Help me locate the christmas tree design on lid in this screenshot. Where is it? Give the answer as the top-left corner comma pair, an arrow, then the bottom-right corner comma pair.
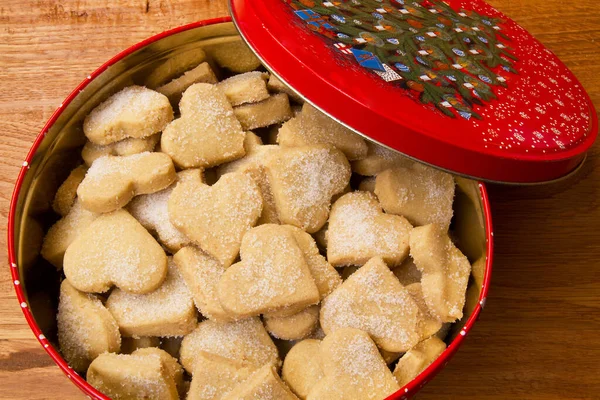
287,0 -> 518,120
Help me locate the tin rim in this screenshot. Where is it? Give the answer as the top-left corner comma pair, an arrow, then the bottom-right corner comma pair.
6,16 -> 493,400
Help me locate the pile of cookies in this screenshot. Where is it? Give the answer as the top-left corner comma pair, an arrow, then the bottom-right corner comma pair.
42,41 -> 474,400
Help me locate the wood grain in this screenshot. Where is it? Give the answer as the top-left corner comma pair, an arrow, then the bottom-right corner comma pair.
0,0 -> 599,399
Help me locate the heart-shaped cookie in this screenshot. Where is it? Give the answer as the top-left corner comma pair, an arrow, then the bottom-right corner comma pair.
52,165 -> 87,216
57,280 -> 121,373
409,223 -> 471,322
393,336 -> 447,387
222,364 -> 299,400
168,171 -> 263,268
83,85 -> 173,145
264,305 -> 320,341
266,145 -> 351,233
106,258 -> 197,337
77,152 -> 176,213
217,224 -> 320,318
63,209 -> 168,294
320,257 -> 423,353
180,318 -> 279,374
87,348 -> 181,400
327,191 -> 412,267
306,328 -> 399,400
188,355 -> 252,400
282,339 -> 324,400
161,83 -> 246,168
375,164 -> 455,231
81,134 -> 161,166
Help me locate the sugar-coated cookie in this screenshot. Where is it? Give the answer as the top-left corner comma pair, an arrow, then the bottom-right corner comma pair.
161,83 -> 246,169
63,209 -> 168,294
121,337 -> 160,354
285,225 -> 341,299
180,318 -> 279,374
266,145 -> 351,233
320,257 -> 423,352
264,305 -> 320,341
87,350 -> 179,400
218,224 -> 319,318
128,170 -> 201,252
77,152 -> 176,213
145,47 -> 207,89
282,339 -> 323,400
52,165 -> 87,216
217,139 -> 280,225
222,364 -> 299,400
168,171 -> 262,268
410,224 -> 471,322
106,258 -> 197,337
81,134 -> 160,166
57,280 -> 121,373
173,246 -> 232,321
278,103 -> 368,161
393,336 -> 447,387
188,355 -> 252,400
157,62 -> 218,105
206,40 -> 262,73
41,199 -> 98,268
83,86 -> 173,145
376,164 -> 455,231
234,93 -> 293,130
352,140 -> 413,176
267,74 -> 303,103
406,282 -> 443,338
327,191 -> 412,267
133,347 -> 186,397
218,71 -> 270,106
306,328 -> 399,400
393,256 -> 422,286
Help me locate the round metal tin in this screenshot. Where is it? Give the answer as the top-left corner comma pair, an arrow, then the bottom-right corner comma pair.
8,18 -> 493,400
229,0 -> 597,183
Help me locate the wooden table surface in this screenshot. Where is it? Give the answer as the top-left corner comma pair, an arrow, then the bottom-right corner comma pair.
1,1 -> 599,399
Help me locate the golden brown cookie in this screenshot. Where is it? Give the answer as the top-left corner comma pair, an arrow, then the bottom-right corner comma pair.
222,364 -> 299,400
264,305 -> 320,341
168,171 -> 262,268
87,350 -> 179,400
375,164 -> 455,231
83,86 -> 173,145
267,74 -> 303,103
63,209 -> 168,294
52,165 -> 87,216
188,355 -> 252,400
173,246 -> 232,321
393,336 -> 447,387
57,280 -> 121,373
216,141 -> 280,225
206,40 -> 262,73
217,224 -> 320,318
320,257 -> 423,353
406,282 -> 443,338
218,71 -> 270,106
327,191 -> 412,267
306,328 -> 399,400
106,258 -> 197,337
234,93 -> 294,130
41,199 -> 99,268
127,170 -> 201,252
282,339 -> 323,399
278,103 -> 367,161
133,347 -> 186,397
266,145 -> 351,233
284,225 -> 341,299
393,256 -> 422,286
77,152 -> 176,213
410,224 -> 471,322
161,83 -> 246,169
81,134 -> 161,166
145,47 -> 207,88
351,140 -> 413,176
179,318 -> 279,374
120,337 -> 160,354
157,62 -> 218,105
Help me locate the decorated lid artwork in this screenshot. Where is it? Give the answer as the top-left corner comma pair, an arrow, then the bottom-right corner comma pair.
230,0 -> 598,183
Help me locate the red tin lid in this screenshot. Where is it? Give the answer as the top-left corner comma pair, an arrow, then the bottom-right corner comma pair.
229,0 -> 597,183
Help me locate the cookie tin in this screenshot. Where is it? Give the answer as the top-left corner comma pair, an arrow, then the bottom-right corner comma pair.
229,0 -> 598,183
8,18 -> 492,400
